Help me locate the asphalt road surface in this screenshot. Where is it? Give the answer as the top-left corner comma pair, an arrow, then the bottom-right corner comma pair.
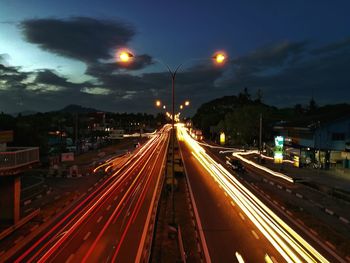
177,124 -> 341,263
5,125 -> 170,263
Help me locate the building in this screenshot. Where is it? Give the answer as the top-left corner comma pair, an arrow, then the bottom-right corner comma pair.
274,115 -> 350,169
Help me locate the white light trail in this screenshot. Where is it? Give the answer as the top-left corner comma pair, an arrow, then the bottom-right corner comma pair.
178,125 -> 329,263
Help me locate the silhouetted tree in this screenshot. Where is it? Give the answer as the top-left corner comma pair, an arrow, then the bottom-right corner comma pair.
255,88 -> 263,103
308,98 -> 318,113
238,87 -> 251,103
294,104 -> 304,114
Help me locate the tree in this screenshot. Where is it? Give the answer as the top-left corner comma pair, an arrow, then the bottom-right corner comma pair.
294,104 -> 304,114
255,88 -> 263,103
237,87 -> 251,104
308,98 -> 318,113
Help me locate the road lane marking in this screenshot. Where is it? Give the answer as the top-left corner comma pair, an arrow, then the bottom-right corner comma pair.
239,212 -> 245,220
251,230 -> 259,240
14,236 -> 24,244
65,253 -> 75,263
265,254 -> 273,263
224,192 -> 228,197
197,243 -> 201,252
97,216 -> 103,223
83,232 -> 91,241
30,224 -> 39,232
235,251 -> 245,263
191,219 -> 196,226
230,200 -> 236,207
325,241 -> 336,250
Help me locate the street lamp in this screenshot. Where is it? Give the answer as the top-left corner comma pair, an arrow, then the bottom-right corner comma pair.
184,100 -> 190,106
118,50 -> 227,225
213,51 -> 227,64
155,100 -> 162,107
118,50 -> 134,63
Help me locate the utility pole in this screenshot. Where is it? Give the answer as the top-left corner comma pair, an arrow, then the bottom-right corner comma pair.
259,113 -> 262,160
171,73 -> 175,226
75,113 -> 78,154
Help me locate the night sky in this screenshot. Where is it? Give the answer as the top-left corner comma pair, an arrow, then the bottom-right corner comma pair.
1,0 -> 350,115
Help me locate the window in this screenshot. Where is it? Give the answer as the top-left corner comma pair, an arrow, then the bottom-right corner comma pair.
332,132 -> 345,141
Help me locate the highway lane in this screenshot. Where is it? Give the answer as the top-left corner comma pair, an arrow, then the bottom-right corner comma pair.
177,124 -> 335,263
178,127 -> 284,262
6,125 -> 170,263
203,142 -> 348,262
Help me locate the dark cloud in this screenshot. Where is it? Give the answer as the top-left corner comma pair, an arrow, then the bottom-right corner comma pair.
19,16 -> 155,100
311,37 -> 350,55
2,35 -> 350,114
230,41 -> 307,79
0,60 -> 29,89
34,69 -> 88,89
221,39 -> 350,107
86,54 -> 154,77
20,17 -> 135,62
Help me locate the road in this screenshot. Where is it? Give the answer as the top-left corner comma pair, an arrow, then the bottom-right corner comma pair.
5,125 -> 170,263
177,124 -> 338,263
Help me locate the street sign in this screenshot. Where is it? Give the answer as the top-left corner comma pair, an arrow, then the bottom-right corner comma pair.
220,132 -> 225,145
293,156 -> 300,167
274,136 -> 284,164
0,130 -> 13,143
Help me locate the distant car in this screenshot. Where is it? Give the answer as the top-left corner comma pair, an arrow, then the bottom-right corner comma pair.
226,159 -> 245,173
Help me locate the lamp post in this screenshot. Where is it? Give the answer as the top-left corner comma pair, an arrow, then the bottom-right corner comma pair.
155,100 -> 162,108
118,50 -> 227,225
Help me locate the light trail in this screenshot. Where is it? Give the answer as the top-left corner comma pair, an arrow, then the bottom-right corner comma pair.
231,150 -> 294,183
110,132 -> 169,262
40,132 -> 166,263
82,127 -> 169,262
15,127 -> 168,263
197,140 -> 242,151
235,251 -> 245,263
177,125 -> 330,263
260,153 -> 294,164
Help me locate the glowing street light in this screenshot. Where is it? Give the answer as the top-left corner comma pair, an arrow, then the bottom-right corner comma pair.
184,100 -> 190,106
163,105 -> 166,109
180,105 -> 183,110
155,100 -> 162,107
118,50 -> 134,63
213,52 -> 227,64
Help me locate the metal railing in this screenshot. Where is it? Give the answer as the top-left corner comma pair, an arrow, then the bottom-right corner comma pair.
0,147 -> 39,170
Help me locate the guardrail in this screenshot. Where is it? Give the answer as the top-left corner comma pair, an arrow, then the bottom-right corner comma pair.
0,147 -> 39,171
